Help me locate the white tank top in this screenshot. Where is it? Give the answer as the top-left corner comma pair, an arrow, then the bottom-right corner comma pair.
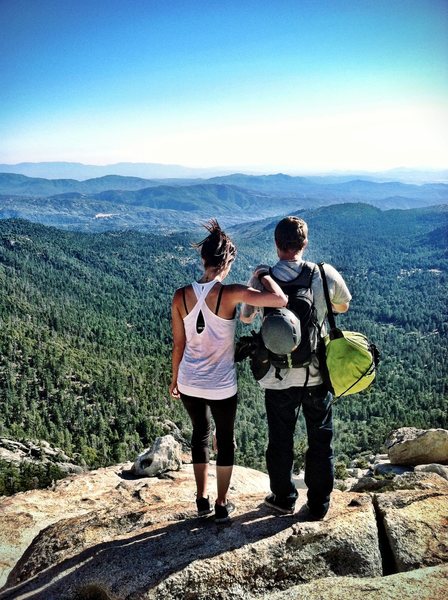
177,279 -> 237,400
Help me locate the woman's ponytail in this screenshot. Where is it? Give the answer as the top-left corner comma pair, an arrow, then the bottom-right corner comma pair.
193,219 -> 236,270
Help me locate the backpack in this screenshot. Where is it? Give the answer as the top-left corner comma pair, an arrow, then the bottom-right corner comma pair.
318,263 -> 380,398
262,262 -> 322,379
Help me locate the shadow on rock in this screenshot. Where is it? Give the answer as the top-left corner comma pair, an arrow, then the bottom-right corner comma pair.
0,504 -> 298,600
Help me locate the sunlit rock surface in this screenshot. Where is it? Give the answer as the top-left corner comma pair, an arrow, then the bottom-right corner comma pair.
0,461 -> 446,600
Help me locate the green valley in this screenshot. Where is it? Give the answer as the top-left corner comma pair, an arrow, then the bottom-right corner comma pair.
0,203 -> 446,493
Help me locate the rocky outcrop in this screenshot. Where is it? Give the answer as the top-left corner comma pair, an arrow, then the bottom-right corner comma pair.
0,438 -> 84,475
258,565 -> 448,600
0,462 -> 271,592
132,434 -> 182,477
386,427 -> 448,465
375,489 -> 448,572
0,460 -> 447,600
415,463 -> 448,481
3,490 -> 382,599
351,470 -> 448,493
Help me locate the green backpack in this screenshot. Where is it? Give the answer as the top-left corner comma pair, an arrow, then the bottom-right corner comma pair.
318,263 -> 380,398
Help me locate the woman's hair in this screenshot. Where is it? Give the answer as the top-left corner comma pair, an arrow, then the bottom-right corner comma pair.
193,219 -> 236,270
274,216 -> 308,253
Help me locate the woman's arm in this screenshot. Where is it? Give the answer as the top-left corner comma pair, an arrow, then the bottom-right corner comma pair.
169,289 -> 186,399
239,270 -> 262,323
228,276 -> 288,309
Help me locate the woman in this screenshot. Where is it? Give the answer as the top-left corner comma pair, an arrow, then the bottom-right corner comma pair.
169,220 -> 287,523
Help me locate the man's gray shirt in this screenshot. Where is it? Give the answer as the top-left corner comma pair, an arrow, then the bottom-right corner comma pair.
241,259 -> 352,389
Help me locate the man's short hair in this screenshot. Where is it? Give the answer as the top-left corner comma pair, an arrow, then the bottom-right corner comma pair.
274,216 -> 308,253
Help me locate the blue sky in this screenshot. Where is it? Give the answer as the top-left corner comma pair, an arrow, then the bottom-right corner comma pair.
1,0 -> 447,172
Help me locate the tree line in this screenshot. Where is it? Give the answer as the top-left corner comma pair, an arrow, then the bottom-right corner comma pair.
0,205 -> 446,492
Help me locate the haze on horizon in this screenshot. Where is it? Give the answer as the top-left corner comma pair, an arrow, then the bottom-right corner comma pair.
0,0 -> 447,173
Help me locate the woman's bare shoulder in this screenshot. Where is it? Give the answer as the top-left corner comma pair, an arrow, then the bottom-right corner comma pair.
172,284 -> 192,303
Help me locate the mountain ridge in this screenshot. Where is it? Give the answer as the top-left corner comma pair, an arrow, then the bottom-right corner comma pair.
1,162 -> 447,183
0,161 -> 233,180
0,172 -> 446,232
2,171 -> 447,199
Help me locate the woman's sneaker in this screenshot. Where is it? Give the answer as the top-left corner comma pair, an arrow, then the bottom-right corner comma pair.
196,496 -> 212,517
264,493 -> 296,515
214,501 -> 235,523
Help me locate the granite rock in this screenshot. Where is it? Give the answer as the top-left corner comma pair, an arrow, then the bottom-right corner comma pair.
386,428 -> 448,466
133,435 -> 182,477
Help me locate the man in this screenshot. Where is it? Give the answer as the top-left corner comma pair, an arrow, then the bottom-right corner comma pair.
241,216 -> 351,519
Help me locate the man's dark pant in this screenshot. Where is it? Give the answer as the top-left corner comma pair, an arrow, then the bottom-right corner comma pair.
265,384 -> 334,515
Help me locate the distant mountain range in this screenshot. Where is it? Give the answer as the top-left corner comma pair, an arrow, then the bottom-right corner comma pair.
0,162 -> 447,183
0,171 -> 447,232
0,162 -> 232,180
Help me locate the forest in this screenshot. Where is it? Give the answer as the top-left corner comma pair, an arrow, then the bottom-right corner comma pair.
0,203 -> 446,494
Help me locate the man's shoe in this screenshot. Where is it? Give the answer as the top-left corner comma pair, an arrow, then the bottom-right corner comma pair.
264,493 -> 296,515
300,503 -> 328,521
214,501 -> 235,523
196,496 -> 212,517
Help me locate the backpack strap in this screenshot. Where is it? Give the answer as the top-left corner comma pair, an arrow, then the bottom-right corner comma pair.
269,262 -> 315,289
297,262 -> 316,289
318,263 -> 336,330
304,366 -> 310,388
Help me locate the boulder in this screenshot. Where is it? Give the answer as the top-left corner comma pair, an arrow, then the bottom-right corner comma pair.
0,465 -> 383,599
415,463 -> 448,481
133,434 -> 182,477
386,428 -> 448,465
0,462 -> 269,590
351,471 -> 448,493
259,565 -> 448,600
375,488 -> 448,572
373,462 -> 413,477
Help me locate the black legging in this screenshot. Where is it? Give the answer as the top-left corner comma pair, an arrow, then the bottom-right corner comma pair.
181,393 -> 238,466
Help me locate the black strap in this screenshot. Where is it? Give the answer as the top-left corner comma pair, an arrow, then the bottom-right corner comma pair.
338,361 -> 375,397
215,285 -> 224,315
318,263 -> 336,330
182,287 -> 188,315
303,366 -> 310,388
270,261 -> 315,289
274,367 -> 283,380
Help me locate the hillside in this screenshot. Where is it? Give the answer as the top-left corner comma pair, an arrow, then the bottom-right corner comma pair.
209,173 -> 448,205
0,179 -> 305,231
0,173 -> 447,232
0,204 -> 446,493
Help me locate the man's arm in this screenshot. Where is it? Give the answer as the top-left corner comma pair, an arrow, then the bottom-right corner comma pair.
324,264 -> 351,314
